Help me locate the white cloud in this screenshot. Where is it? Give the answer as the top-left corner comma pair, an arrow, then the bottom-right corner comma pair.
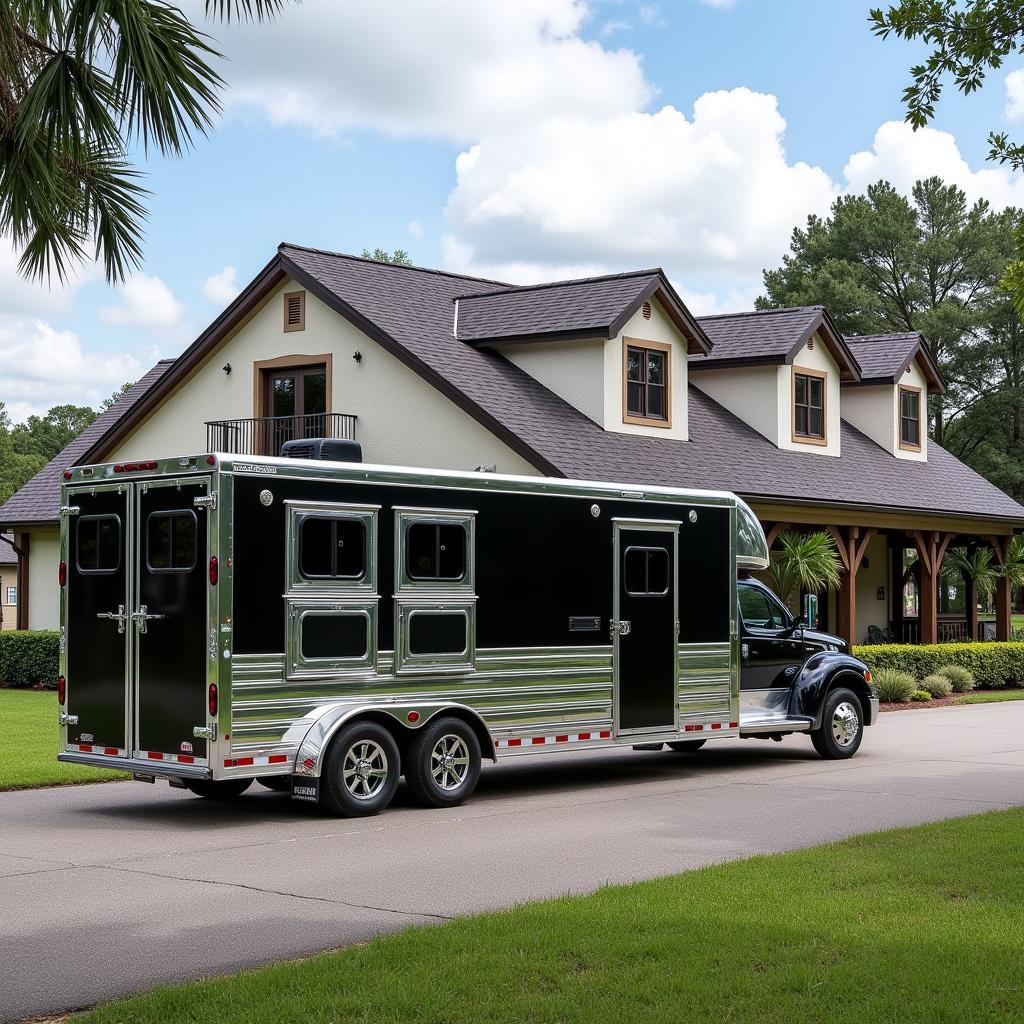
0,235 -> 99,320
600,19 -> 631,36
697,0 -> 737,8
193,0 -> 652,142
638,5 -> 664,25
844,120 -> 1024,209
202,265 -> 240,306
1005,69 -> 1024,123
443,88 -> 837,288
100,274 -> 184,328
406,220 -> 424,239
0,318 -> 144,419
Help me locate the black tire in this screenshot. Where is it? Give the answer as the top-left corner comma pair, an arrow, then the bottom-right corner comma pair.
810,687 -> 864,759
404,716 -> 482,809
256,775 -> 291,793
184,778 -> 253,800
666,739 -> 707,753
320,721 -> 400,817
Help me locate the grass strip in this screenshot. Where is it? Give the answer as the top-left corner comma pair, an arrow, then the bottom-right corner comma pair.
953,689 -> 1024,706
78,809 -> 1024,1024
0,689 -> 127,790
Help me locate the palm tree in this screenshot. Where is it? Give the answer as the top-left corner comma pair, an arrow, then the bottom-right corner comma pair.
942,546 -> 998,602
1,0 -> 290,284
1001,535 -> 1024,591
763,529 -> 843,611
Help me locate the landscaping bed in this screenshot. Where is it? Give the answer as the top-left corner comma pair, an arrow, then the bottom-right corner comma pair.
74,809 -> 1024,1023
880,688 -> 1024,711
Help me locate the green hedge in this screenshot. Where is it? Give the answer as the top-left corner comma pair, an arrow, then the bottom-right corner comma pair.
853,643 -> 1024,690
0,631 -> 59,688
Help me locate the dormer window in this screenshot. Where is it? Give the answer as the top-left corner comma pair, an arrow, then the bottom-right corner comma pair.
793,368 -> 826,445
899,385 -> 922,450
623,339 -> 671,427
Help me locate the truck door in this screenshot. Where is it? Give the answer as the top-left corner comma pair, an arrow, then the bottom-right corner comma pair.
737,581 -> 804,691
65,486 -> 131,755
614,522 -> 678,733
134,479 -> 211,761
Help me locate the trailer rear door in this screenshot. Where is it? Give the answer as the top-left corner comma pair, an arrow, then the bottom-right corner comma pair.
65,486 -> 131,755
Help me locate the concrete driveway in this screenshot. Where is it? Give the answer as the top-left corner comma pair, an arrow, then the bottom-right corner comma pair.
2,702 -> 1022,1021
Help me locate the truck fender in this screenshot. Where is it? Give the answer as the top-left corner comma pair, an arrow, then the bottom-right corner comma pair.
288,702 -> 496,779
789,652 -> 876,728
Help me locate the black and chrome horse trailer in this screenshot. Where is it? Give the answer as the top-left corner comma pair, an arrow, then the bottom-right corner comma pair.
57,451 -> 878,816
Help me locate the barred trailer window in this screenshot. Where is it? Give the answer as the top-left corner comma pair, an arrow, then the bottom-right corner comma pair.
147,511 -> 197,572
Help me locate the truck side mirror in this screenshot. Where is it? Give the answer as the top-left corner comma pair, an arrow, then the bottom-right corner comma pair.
803,593 -> 818,630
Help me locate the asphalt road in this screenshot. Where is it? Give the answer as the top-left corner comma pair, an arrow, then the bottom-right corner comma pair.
2,702 -> 1023,1022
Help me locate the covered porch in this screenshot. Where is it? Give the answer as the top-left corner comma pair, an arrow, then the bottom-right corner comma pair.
751,503 -> 1019,646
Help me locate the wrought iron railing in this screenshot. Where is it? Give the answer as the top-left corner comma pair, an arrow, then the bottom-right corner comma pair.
205,412 -> 357,457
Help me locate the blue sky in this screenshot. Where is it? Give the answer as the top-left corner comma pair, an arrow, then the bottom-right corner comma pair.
3,0 -> 1023,420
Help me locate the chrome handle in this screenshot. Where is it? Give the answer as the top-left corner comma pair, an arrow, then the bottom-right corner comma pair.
132,605 -> 166,634
610,619 -> 632,638
59,713 -> 79,726
96,604 -> 127,634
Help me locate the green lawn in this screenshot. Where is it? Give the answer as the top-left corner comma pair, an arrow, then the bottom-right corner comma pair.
953,688 -> 1024,706
0,689 -> 128,790
77,809 -> 1024,1024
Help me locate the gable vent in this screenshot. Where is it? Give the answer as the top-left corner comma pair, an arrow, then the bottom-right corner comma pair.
807,336 -> 814,350
284,290 -> 305,333
641,300 -> 652,320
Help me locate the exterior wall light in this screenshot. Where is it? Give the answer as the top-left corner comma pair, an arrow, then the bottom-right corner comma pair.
222,363 -> 232,375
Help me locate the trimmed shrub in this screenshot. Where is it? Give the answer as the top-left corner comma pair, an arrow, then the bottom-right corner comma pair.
853,642 -> 1024,690
919,673 -> 952,699
873,668 -> 917,703
0,631 -> 59,688
936,664 -> 976,693
910,690 -> 931,702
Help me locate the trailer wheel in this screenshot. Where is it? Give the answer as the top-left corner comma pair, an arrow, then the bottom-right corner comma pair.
256,776 -> 291,793
404,717 -> 481,809
810,688 -> 864,759
184,778 -> 253,800
666,739 -> 706,753
320,721 -> 400,817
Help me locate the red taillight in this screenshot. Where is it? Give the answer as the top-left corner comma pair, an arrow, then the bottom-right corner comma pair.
112,460 -> 158,474
206,455 -> 216,466
62,469 -> 73,481
209,555 -> 218,586
58,561 -> 67,587
407,711 -> 420,723
57,676 -> 66,705
208,683 -> 218,717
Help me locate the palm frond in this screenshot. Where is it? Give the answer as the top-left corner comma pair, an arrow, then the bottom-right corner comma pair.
764,530 -> 843,607
204,0 -> 289,22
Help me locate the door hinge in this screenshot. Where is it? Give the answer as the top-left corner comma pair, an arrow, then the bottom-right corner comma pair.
59,713 -> 79,726
741,642 -> 750,660
59,504 -> 81,519
674,620 -> 680,638
610,619 -> 632,638
194,493 -> 217,511
192,725 -> 215,740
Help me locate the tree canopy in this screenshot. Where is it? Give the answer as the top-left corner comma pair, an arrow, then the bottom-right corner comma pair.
760,177 -> 1024,501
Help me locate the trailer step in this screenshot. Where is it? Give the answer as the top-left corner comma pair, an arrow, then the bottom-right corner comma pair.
739,718 -> 813,734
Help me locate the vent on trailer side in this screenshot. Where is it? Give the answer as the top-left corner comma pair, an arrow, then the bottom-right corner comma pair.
279,438 -> 363,462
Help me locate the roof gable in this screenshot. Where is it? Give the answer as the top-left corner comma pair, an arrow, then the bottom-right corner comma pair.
844,332 -> 945,393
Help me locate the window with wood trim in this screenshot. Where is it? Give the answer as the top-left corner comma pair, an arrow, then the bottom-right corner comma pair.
283,290 -> 305,333
793,369 -> 826,443
899,386 -> 922,449
623,340 -> 671,426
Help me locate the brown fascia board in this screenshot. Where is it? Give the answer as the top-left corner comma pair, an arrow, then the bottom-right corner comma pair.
784,309 -> 861,382
277,253 -> 562,478
688,354 -> 786,371
841,345 -> 947,395
79,255 -> 289,464
464,327 -> 610,348
607,275 -> 712,355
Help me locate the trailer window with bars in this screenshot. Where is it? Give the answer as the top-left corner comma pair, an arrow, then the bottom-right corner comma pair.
147,510 -> 198,572
285,502 -> 380,595
407,522 -> 466,581
76,515 -> 121,574
624,546 -> 670,596
299,516 -> 366,580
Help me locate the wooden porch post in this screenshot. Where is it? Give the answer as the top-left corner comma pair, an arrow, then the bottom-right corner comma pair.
13,531 -> 30,631
826,526 -> 876,646
910,531 -> 954,645
988,537 -> 1012,642
966,575 -> 979,642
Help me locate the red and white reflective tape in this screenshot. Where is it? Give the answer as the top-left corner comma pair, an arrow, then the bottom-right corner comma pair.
67,743 -> 125,756
143,751 -> 205,765
224,754 -> 290,769
494,730 -> 612,749
682,722 -> 739,733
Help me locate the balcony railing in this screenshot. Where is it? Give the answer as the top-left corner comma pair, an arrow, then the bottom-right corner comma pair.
206,412 -> 357,457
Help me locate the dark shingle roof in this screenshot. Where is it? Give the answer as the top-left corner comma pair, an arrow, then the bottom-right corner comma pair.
456,272 -> 660,343
0,534 -> 17,565
845,331 -> 945,392
0,360 -> 175,527
280,246 -> 1022,522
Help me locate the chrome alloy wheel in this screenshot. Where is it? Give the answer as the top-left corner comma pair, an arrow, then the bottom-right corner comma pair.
830,701 -> 860,748
431,734 -> 470,791
343,740 -> 390,800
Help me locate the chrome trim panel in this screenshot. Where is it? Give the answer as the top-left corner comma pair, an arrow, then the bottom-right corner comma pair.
738,718 -> 812,734
677,641 -> 732,723
57,751 -> 212,779
740,687 -> 792,720
285,599 -> 379,678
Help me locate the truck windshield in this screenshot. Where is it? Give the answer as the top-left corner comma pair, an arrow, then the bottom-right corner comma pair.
738,584 -> 791,630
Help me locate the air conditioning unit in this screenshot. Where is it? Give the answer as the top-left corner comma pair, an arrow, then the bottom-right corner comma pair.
279,438 -> 363,463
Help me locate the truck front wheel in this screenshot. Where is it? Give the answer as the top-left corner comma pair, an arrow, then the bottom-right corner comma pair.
320,721 -> 401,817
811,688 -> 864,759
404,717 -> 482,809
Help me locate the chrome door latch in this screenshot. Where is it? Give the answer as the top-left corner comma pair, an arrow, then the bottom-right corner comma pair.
192,726 -> 215,740
193,493 -> 217,511
96,604 -> 128,634
59,713 -> 79,726
132,605 -> 166,634
610,619 -> 632,637
741,642 -> 750,660
59,504 -> 81,519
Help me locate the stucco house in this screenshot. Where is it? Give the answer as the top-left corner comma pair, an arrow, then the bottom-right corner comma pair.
2,243 -> 1022,644
0,534 -> 17,631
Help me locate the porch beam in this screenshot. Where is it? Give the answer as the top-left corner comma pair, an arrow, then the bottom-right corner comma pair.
910,530 -> 957,645
13,531 -> 29,631
986,535 -> 1013,641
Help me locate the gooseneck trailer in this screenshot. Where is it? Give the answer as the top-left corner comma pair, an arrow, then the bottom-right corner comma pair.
57,450 -> 877,816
